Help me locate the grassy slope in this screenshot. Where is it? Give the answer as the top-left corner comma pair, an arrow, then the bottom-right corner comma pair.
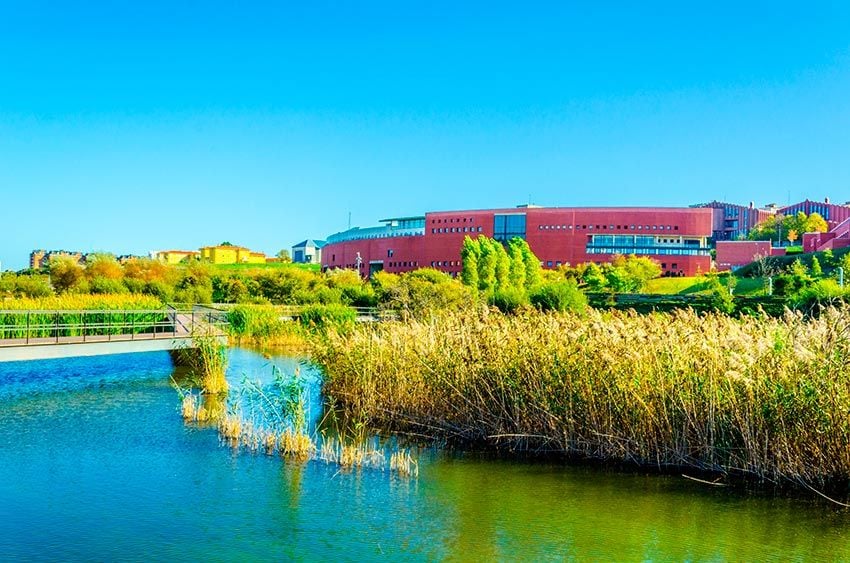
644,276 -> 765,296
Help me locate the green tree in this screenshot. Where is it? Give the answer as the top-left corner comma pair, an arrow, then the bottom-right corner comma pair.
811,256 -> 823,278
840,253 -> 850,279
582,262 -> 607,292
48,257 -> 85,293
85,254 -> 123,281
276,249 -> 292,262
517,239 -> 542,289
507,239 -> 527,290
494,242 -> 511,291
803,212 -> 828,234
748,215 -> 783,242
476,236 -> 497,294
622,255 -> 662,291
460,236 -> 480,289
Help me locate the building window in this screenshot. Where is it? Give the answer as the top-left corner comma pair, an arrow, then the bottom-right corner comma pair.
388,249 -> 394,258
493,213 -> 527,241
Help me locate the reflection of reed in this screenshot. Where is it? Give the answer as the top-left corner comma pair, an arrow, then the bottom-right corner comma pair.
176,363 -> 419,478
181,392 -> 227,426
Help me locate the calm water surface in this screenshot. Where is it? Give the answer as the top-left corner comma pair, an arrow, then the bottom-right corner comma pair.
0,348 -> 848,560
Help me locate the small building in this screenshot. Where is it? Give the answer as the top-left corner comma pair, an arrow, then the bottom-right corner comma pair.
292,240 -> 326,264
154,250 -> 200,265
199,245 -> 267,265
715,241 -> 786,271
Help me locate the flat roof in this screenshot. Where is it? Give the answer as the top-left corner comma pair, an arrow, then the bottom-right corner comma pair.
426,205 -> 713,214
378,216 -> 426,223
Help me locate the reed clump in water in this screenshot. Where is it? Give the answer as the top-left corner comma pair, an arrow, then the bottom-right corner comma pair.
174,333 -> 229,394
313,306 -> 850,491
280,430 -> 316,461
319,436 -> 386,470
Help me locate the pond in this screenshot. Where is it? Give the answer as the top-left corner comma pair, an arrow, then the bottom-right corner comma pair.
0,348 -> 847,560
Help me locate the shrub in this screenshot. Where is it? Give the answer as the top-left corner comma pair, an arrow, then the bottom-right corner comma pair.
491,287 -> 529,314
341,284 -> 378,308
227,304 -> 286,339
299,304 -> 356,331
792,279 -> 847,311
11,275 -> 54,298
376,269 -> 474,318
529,280 -> 587,313
89,277 -> 128,295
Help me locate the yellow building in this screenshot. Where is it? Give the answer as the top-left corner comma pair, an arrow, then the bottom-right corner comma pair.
155,250 -> 199,265
199,245 -> 267,265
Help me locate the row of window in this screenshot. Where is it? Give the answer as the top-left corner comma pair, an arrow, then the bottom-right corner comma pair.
538,259 -> 683,269
432,226 -> 484,234
431,217 -> 476,224
430,260 -> 461,268
538,224 -> 680,232
588,235 -> 700,247
388,261 -> 419,268
585,247 -> 710,256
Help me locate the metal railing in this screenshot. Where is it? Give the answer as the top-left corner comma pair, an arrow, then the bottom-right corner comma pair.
0,308 -> 229,347
171,303 -> 397,321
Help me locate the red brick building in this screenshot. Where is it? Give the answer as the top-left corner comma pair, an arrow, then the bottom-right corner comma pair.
692,201 -> 774,241
715,241 -> 786,271
322,206 -> 713,277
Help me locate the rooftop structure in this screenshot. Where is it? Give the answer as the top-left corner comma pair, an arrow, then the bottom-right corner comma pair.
292,239 -> 327,264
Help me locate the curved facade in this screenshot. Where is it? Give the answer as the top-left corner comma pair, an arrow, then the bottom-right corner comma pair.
322,206 -> 713,277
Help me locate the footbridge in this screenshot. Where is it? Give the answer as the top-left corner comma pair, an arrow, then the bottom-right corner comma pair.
0,306 -> 228,362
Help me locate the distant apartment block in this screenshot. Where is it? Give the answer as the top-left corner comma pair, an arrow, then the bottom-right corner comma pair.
291,239 -> 326,264
199,245 -> 266,265
151,244 -> 267,265
153,250 -> 200,265
29,250 -> 85,270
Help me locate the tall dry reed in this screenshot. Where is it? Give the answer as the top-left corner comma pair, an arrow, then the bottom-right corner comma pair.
313,306 -> 850,490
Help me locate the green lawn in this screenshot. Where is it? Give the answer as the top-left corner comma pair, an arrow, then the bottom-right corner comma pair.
643,277 -> 709,295
732,277 -> 768,296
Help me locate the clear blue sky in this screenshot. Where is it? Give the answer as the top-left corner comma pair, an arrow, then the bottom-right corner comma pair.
1,1 -> 848,269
